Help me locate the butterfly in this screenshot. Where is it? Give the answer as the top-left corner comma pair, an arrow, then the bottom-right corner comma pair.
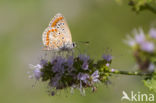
42,13 -> 75,51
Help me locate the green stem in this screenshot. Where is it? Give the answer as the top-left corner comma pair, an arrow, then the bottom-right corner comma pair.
145,4 -> 156,14
109,69 -> 154,76
128,0 -> 156,14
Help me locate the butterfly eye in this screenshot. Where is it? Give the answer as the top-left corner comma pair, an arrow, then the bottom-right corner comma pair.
62,37 -> 64,39
72,43 -> 76,47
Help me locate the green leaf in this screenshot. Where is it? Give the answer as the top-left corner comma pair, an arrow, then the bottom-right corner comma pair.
144,74 -> 156,93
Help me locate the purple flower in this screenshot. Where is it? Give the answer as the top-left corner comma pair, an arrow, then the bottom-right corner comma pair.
102,54 -> 112,62
82,62 -> 89,70
66,56 -> 74,72
91,70 -> 99,83
30,64 -> 42,80
140,41 -> 154,53
131,28 -> 155,52
149,28 -> 156,39
126,28 -> 155,53
78,54 -> 90,63
52,56 -> 66,73
111,68 -> 115,72
34,69 -> 42,80
49,73 -> 62,87
148,63 -> 155,72
126,28 -> 146,47
106,63 -> 110,67
78,54 -> 90,70
77,73 -> 89,84
134,28 -> 145,44
40,59 -> 48,66
125,35 -> 136,47
66,56 -> 74,68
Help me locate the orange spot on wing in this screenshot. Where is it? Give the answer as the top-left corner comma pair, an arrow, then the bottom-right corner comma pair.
59,17 -> 63,20
51,17 -> 64,27
46,41 -> 49,46
46,30 -> 51,46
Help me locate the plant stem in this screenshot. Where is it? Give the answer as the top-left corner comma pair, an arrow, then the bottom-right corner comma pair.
146,4 -> 156,14
109,69 -> 154,76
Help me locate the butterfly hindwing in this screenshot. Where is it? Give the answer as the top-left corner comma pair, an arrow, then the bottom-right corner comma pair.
42,13 -> 73,50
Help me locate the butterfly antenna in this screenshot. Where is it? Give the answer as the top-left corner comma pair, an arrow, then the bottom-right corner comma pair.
76,41 -> 90,45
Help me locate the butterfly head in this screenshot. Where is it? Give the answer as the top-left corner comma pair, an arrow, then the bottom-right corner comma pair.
58,42 -> 76,51
72,42 -> 76,48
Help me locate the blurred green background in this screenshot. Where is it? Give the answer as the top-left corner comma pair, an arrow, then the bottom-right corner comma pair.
0,0 -> 156,103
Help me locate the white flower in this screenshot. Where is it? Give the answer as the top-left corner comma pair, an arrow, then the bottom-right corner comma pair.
149,28 -> 156,39
148,63 -> 155,72
29,64 -> 42,80
125,35 -> 136,47
140,41 -> 155,53
126,28 -> 155,52
106,63 -> 110,67
91,70 -> 99,83
126,28 -> 146,47
133,28 -> 145,44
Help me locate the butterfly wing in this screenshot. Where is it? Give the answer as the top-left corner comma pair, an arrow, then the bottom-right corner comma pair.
49,13 -> 72,45
42,13 -> 73,50
62,18 -> 72,44
42,27 -> 60,50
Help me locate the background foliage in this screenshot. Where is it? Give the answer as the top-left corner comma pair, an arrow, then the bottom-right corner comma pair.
0,0 -> 156,103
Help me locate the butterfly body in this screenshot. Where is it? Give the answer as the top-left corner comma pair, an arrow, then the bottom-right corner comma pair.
42,13 -> 74,51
